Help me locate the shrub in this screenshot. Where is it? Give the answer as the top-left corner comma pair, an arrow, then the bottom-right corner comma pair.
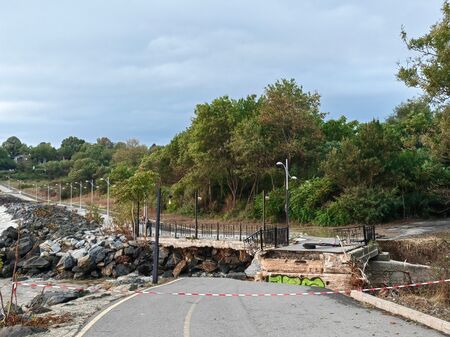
314,186 -> 401,226
289,177 -> 336,223
252,188 -> 285,222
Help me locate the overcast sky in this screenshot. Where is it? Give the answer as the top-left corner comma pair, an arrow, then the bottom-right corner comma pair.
0,1 -> 444,147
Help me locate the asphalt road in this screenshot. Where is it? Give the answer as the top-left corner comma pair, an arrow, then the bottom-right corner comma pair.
80,278 -> 444,337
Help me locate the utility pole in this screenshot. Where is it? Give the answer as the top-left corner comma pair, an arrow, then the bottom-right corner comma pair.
152,187 -> 161,284
79,181 -> 83,210
69,183 -> 73,207
276,159 -> 297,241
86,179 -> 94,205
262,190 -> 266,233
194,190 -> 198,239
100,177 -> 111,226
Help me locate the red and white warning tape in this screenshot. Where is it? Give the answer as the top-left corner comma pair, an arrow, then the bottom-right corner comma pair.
13,278 -> 450,297
15,282 -> 84,292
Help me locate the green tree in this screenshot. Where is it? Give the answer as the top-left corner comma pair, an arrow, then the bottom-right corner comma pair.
423,105 -> 450,164
42,160 -> 72,179
259,79 -> 324,177
97,137 -> 114,148
397,1 -> 450,104
109,163 -> 134,183
112,171 -> 158,231
387,99 -> 434,149
59,136 -> 85,160
68,158 -> 98,182
189,96 -> 257,209
0,148 -> 16,170
2,136 -> 23,158
322,120 -> 401,188
112,139 -> 148,168
30,142 -> 58,164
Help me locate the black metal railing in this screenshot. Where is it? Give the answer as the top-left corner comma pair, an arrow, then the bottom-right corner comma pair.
333,224 -> 376,245
243,227 -> 289,250
143,221 -> 265,241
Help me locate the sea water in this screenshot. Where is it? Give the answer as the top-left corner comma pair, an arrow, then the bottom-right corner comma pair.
0,205 -> 16,234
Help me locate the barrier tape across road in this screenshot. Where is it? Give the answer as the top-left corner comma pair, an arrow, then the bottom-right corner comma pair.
13,278 -> 450,297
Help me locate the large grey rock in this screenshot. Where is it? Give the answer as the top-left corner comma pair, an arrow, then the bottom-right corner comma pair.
113,264 -> 131,277
0,326 -> 47,337
18,237 -> 34,256
88,245 -> 106,264
39,240 -> 61,255
74,240 -> 85,249
226,272 -> 247,280
71,248 -> 87,260
137,263 -> 152,276
108,240 -> 124,250
1,226 -> 18,240
124,246 -> 135,256
76,254 -> 95,272
56,253 -> 76,271
200,260 -> 218,273
23,256 -> 51,270
101,262 -> 115,277
159,247 -> 170,264
244,252 -> 262,278
29,290 -> 82,307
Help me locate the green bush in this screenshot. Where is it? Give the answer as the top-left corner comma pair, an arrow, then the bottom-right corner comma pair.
289,177 -> 336,223
252,188 -> 285,222
314,186 -> 401,226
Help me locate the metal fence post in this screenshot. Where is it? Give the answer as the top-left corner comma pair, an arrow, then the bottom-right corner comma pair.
175,222 -> 178,239
274,227 -> 278,248
259,228 -> 263,251
216,223 -> 219,240
239,223 -> 242,241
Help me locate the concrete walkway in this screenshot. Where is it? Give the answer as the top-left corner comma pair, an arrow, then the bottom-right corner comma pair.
80,278 -> 444,337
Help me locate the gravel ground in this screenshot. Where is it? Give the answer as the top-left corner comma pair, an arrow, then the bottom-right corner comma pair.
0,277 -> 131,336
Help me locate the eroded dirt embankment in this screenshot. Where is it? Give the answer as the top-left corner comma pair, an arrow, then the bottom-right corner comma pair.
376,235 -> 450,322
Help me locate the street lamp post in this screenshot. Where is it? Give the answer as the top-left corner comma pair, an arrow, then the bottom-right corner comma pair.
100,177 -> 110,225
78,181 -> 83,210
276,159 -> 297,241
68,183 -> 73,208
194,190 -> 200,239
17,180 -> 22,194
86,179 -> 94,205
47,185 -> 50,204
33,184 -> 38,202
262,190 -> 270,233
58,183 -> 62,205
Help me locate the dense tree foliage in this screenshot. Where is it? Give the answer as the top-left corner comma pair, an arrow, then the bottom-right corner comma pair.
398,1 -> 450,105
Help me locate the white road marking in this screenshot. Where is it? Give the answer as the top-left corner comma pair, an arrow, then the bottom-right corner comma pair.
183,297 -> 201,337
75,278 -> 183,337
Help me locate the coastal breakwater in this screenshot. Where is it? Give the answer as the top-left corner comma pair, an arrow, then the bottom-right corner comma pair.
0,195 -> 252,281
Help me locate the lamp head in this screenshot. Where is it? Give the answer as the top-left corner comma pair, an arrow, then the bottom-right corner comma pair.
291,176 -> 298,180
276,161 -> 283,166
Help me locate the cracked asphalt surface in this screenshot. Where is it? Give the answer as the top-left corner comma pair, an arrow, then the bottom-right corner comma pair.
81,277 -> 445,337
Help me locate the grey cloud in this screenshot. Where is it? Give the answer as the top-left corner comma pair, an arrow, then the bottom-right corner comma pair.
0,0 -> 443,146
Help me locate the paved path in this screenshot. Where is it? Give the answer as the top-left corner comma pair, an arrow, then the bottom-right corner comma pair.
0,183 -> 113,225
377,219 -> 450,240
80,278 -> 444,337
